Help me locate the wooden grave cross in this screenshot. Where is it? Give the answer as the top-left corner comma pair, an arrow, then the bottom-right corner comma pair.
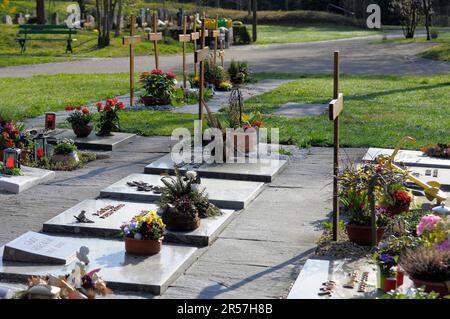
195,17 -> 211,124
219,39 -> 225,68
190,17 -> 200,78
179,16 -> 191,88
148,12 -> 163,69
329,51 -> 344,242
122,14 -> 142,106
211,19 -> 220,66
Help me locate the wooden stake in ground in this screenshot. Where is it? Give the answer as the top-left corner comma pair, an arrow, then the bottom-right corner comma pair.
195,17 -> 210,124
212,18 -> 220,66
329,51 -> 344,242
122,14 -> 141,106
219,39 -> 225,69
179,16 -> 191,88
148,12 -> 163,69
191,18 -> 200,78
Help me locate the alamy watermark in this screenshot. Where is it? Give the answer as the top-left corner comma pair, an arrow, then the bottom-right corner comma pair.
366,4 -> 381,29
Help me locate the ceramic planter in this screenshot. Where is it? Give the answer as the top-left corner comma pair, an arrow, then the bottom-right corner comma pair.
162,208 -> 201,232
140,96 -> 170,106
411,277 -> 450,297
124,237 -> 162,255
346,224 -> 385,246
72,125 -> 93,138
52,152 -> 79,163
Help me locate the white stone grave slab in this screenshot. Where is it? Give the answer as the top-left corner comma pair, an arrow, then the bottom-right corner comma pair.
2,231 -> 77,265
363,148 -> 450,169
0,167 -> 55,194
407,166 -> 450,191
43,199 -> 236,246
48,129 -> 136,151
0,234 -> 198,295
144,153 -> 287,182
100,173 -> 265,210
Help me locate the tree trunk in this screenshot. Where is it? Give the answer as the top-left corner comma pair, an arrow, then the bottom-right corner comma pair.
252,0 -> 257,42
422,0 -> 432,40
36,0 -> 45,24
114,0 -> 122,37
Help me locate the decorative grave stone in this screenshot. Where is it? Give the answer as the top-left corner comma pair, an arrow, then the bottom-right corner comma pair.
2,231 -> 77,265
363,148 -> 450,169
0,166 -> 55,194
43,199 -> 236,246
0,235 -> 199,295
100,173 -> 265,210
2,15 -> 13,25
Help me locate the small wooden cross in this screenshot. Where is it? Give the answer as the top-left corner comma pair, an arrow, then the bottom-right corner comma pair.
179,16 -> 191,88
195,17 -> 210,124
211,18 -> 220,66
148,12 -> 163,69
122,14 -> 141,106
219,39 -> 225,69
191,17 -> 200,78
329,51 -> 344,242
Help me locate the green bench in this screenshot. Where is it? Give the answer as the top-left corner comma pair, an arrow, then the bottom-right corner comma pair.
18,24 -> 78,54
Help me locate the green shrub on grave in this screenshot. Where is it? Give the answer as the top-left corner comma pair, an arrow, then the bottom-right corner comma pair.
233,25 -> 251,45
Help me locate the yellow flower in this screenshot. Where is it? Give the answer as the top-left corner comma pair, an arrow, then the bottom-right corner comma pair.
241,113 -> 250,122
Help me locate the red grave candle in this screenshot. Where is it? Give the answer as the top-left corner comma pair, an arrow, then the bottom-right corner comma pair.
36,148 -> 44,159
384,277 -> 397,293
46,115 -> 55,130
6,157 -> 14,169
396,267 -> 404,286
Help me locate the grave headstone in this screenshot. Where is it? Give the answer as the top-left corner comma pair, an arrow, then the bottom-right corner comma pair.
50,12 -> 59,25
2,231 -> 76,265
2,15 -> 13,25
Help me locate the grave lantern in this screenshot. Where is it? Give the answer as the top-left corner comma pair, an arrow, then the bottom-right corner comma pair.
3,148 -> 21,169
45,112 -> 56,131
33,133 -> 48,161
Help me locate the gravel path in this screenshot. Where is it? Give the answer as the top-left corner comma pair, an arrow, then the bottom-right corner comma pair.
1,32 -> 449,77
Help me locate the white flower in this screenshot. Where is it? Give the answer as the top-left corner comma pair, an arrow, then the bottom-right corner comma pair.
185,171 -> 197,180
134,233 -> 142,240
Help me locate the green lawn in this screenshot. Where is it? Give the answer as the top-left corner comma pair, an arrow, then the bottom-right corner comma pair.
1,73 -> 448,150
253,24 -> 380,45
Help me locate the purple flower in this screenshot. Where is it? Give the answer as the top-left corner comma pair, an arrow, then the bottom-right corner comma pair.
380,254 -> 394,263
129,221 -> 138,230
123,226 -> 130,235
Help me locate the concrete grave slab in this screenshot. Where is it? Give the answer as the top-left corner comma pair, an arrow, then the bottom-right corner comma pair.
100,173 -> 265,210
2,231 -> 77,265
363,148 -> 450,169
273,102 -> 328,117
43,199 -> 236,246
144,153 -> 287,182
0,234 -> 199,295
0,166 -> 55,194
47,129 -> 136,151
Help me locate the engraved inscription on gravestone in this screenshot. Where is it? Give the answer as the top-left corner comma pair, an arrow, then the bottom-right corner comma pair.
2,231 -> 76,265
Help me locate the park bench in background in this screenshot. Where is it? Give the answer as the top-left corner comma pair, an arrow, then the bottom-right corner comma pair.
17,25 -> 78,54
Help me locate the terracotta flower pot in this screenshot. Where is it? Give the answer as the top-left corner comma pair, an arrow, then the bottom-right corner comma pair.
346,224 -> 385,246
411,278 -> 450,297
140,96 -> 170,106
124,237 -> 162,255
72,125 -> 93,138
386,204 -> 410,216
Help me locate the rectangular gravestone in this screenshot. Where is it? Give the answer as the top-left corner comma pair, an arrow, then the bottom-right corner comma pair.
100,173 -> 265,210
0,167 -> 55,194
363,148 -> 450,169
43,199 -> 236,246
47,129 -> 136,151
144,153 -> 287,183
407,166 -> 450,191
0,235 -> 198,295
2,232 -> 77,265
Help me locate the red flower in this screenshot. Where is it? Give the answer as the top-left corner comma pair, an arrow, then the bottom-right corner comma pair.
5,138 -> 14,148
166,72 -> 177,79
111,97 -> 119,105
96,102 -> 103,107
151,69 -> 163,75
75,106 -> 82,111
104,105 -> 111,111
118,102 -> 125,110
254,120 -> 262,127
65,106 -> 74,111
82,108 -> 89,114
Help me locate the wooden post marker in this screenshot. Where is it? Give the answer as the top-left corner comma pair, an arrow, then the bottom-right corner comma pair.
179,16 -> 190,88
122,14 -> 141,106
148,12 -> 163,69
212,18 -> 220,66
195,16 -> 210,124
329,51 -> 344,242
219,39 -> 225,69
191,18 -> 200,78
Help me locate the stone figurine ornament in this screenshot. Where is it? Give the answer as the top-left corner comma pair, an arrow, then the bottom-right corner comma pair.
184,171 -> 202,192
74,211 -> 94,223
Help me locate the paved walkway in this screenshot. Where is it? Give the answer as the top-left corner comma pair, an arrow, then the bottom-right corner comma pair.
1,33 -> 449,77
0,135 -> 365,298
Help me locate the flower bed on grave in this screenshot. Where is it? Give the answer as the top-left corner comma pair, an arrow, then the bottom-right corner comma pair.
315,158 -> 450,299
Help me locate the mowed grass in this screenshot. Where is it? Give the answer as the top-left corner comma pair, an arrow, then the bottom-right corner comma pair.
253,24 -> 380,45
1,73 -> 448,150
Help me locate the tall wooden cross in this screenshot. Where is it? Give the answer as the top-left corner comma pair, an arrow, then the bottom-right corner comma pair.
219,39 -> 225,69
191,17 -> 200,78
179,16 -> 191,88
329,51 -> 344,242
148,12 -> 163,69
195,17 -> 210,124
211,18 -> 220,67
122,14 -> 141,106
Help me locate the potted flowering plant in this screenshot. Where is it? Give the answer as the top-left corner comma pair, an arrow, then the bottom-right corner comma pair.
230,112 -> 263,154
95,98 -> 125,136
121,210 -> 166,255
339,162 -> 408,245
65,106 -> 94,138
373,252 -> 399,291
52,139 -> 79,163
379,182 -> 412,216
421,143 -> 450,159
139,69 -> 177,106
0,121 -> 30,162
158,170 -> 221,231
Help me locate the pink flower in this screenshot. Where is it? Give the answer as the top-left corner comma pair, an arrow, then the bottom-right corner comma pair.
416,214 -> 442,236
151,69 -> 163,75
166,72 -> 177,79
